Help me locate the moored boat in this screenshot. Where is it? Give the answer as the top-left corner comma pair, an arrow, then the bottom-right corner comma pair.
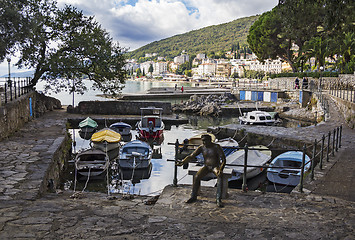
239,111 -> 275,125
137,107 -> 165,140
91,128 -> 122,160
75,148 -> 109,177
216,137 -> 239,157
79,117 -> 98,134
118,140 -> 153,169
109,122 -> 132,142
225,145 -> 272,181
267,151 -> 311,186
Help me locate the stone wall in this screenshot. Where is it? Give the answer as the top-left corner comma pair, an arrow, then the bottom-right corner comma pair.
0,91 -> 62,141
72,101 -> 172,115
330,94 -> 355,129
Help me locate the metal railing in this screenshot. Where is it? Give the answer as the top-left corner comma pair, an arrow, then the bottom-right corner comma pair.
0,77 -> 33,105
328,86 -> 355,103
168,125 -> 342,193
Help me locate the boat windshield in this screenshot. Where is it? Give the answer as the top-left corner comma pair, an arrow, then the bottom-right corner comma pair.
274,159 -> 302,168
123,147 -> 148,155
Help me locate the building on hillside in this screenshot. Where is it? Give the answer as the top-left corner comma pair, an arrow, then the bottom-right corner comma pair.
216,62 -> 232,78
153,62 -> 168,75
124,61 -> 140,72
169,62 -> 179,73
249,59 -> 282,73
202,58 -> 216,64
197,63 -> 216,77
174,54 -> 189,64
145,53 -> 158,58
196,53 -> 206,59
140,61 -> 154,75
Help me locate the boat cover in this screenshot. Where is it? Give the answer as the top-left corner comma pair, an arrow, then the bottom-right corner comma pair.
91,128 -> 121,143
79,117 -> 98,128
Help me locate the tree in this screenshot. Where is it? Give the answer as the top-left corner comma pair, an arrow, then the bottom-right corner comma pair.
6,1 -> 127,95
248,1 -> 323,72
0,0 -> 34,61
148,64 -> 154,74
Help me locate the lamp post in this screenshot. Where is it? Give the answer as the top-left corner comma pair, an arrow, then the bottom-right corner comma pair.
7,57 -> 11,86
319,66 -> 324,92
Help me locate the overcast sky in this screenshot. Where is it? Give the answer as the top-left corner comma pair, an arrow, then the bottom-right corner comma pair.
0,0 -> 278,76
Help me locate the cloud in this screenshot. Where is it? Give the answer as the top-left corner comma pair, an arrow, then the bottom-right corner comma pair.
57,0 -> 278,50
0,0 -> 277,75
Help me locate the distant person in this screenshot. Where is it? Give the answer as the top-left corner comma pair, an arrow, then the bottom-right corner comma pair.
176,134 -> 226,207
295,78 -> 300,89
302,77 -> 308,89
175,84 -> 177,91
181,86 -> 184,93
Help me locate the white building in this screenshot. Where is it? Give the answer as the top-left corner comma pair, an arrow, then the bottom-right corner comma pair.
197,63 -> 216,77
174,54 -> 189,64
140,61 -> 154,74
248,59 -> 282,73
153,62 -> 168,75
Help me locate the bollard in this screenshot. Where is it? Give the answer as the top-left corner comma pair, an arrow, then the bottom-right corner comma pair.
314,111 -> 317,126
335,127 -> 339,152
339,125 -> 342,149
242,144 -> 248,192
332,129 -> 336,156
326,131 -> 331,162
299,145 -> 307,193
320,135 -> 325,170
173,139 -> 179,186
311,139 -> 316,180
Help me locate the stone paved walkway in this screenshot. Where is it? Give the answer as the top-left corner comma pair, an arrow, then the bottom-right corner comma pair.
0,95 -> 354,239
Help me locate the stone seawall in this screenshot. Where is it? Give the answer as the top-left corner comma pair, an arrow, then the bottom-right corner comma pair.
331,95 -> 355,129
0,91 -> 62,141
72,100 -> 172,115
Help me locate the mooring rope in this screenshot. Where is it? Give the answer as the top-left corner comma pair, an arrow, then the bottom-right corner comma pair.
266,138 -> 275,148
82,168 -> 91,192
237,133 -> 248,144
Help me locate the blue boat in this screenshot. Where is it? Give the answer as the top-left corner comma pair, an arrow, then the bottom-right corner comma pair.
267,151 -> 311,186
109,122 -> 132,142
118,140 -> 153,169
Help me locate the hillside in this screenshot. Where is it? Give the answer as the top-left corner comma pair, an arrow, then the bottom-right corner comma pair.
126,15 -> 259,60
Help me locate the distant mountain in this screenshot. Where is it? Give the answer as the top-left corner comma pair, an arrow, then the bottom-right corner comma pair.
126,15 -> 259,60
0,71 -> 34,78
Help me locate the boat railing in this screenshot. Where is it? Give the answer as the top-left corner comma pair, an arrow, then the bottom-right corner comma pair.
168,125 -> 343,193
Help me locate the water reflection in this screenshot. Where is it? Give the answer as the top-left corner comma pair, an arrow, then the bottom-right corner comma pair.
66,115 -> 307,196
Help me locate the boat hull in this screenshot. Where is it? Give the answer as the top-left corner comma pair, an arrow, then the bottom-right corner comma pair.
267,151 -> 311,186
75,149 -> 109,177
118,140 -> 153,169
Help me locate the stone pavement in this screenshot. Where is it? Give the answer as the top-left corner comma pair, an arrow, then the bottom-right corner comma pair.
0,96 -> 354,239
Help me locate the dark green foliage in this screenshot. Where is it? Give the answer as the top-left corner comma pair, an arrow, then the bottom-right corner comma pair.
127,16 -> 259,61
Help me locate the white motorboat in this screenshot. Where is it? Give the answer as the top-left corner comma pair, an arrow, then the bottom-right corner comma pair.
267,151 -> 311,186
239,111 -> 275,125
118,140 -> 153,169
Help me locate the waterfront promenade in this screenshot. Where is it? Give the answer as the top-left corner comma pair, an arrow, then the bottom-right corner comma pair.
0,96 -> 354,238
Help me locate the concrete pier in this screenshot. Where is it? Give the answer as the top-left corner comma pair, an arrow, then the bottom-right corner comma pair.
0,96 -> 354,238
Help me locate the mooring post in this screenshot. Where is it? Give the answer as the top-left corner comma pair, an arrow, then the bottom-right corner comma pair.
314,111 -> 317,126
332,129 -> 336,156
335,127 -> 339,152
311,139 -> 316,180
173,139 -> 179,186
299,145 -> 306,193
339,125 -> 342,149
242,144 -> 248,192
326,131 -> 331,162
320,135 -> 325,170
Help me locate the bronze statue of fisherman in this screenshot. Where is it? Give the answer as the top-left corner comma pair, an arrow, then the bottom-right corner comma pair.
176,134 -> 226,207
